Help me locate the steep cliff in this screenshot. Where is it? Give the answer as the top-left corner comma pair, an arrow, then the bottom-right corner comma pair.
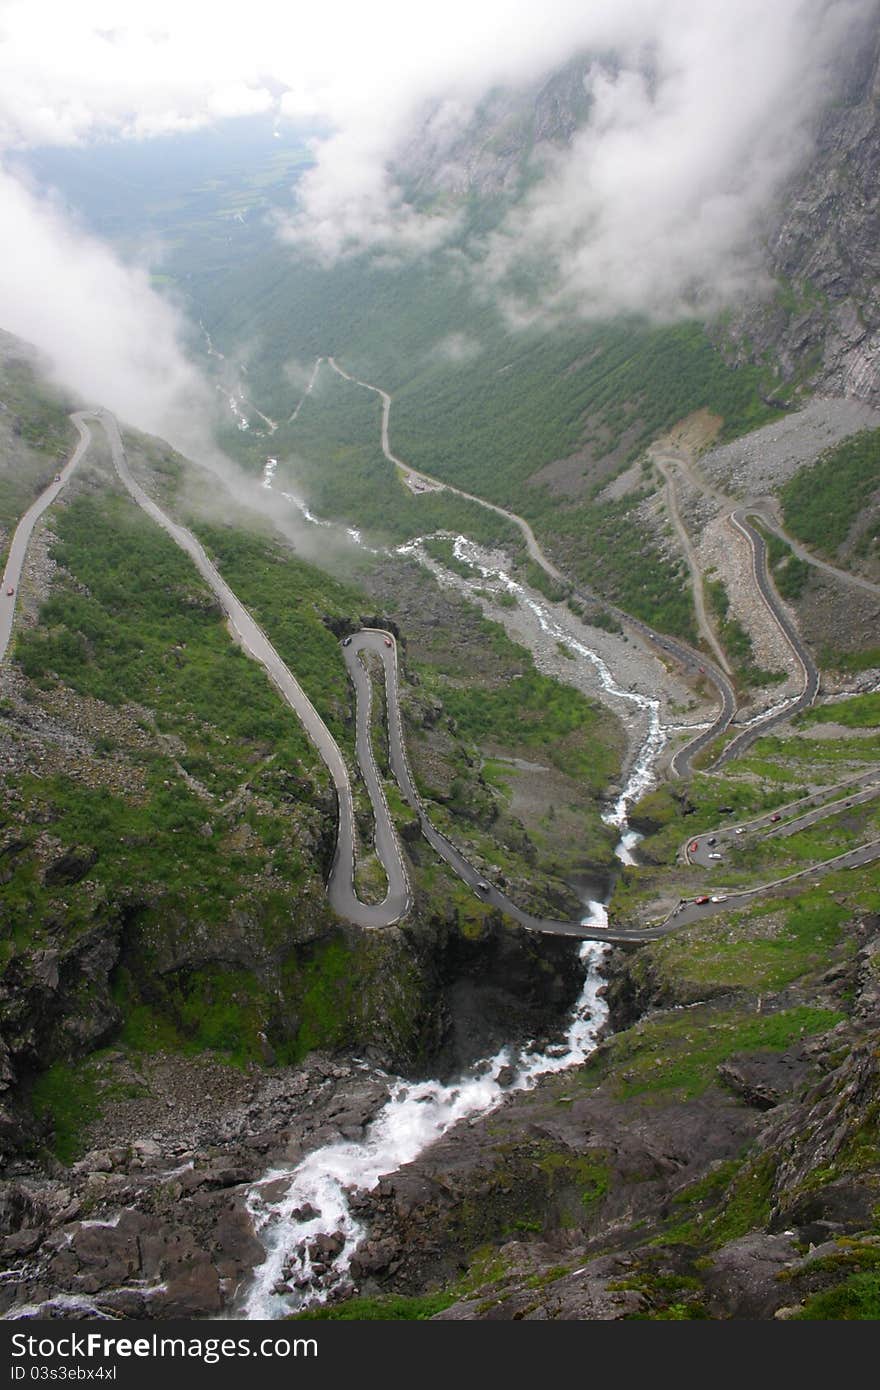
722,19 -> 880,404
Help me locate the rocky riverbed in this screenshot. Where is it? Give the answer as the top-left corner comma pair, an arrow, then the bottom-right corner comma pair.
4,908 -> 878,1322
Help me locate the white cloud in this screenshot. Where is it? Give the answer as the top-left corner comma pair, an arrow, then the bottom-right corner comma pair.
238,0 -> 876,323
0,0 -> 875,396
0,165 -> 213,445
478,0 -> 875,320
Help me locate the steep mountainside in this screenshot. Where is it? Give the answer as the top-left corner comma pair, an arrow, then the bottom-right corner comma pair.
3,18 -> 880,1323
723,22 -> 880,403
1,338 -> 622,1169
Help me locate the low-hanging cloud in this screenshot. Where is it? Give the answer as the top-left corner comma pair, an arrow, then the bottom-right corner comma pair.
0,165 -> 214,445
0,164 -> 363,567
3,0 -> 877,430
479,0 -> 877,320
5,1 -> 876,325
278,0 -> 879,321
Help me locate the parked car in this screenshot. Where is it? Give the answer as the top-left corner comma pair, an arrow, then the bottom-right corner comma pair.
342,636 -> 352,646
708,852 -> 722,859
694,895 -> 710,905
5,585 -> 13,596
710,895 -> 728,904
477,880 -> 489,893
735,827 -> 746,835
707,836 -> 717,846
770,813 -> 782,822
384,636 -> 393,648
689,840 -> 699,853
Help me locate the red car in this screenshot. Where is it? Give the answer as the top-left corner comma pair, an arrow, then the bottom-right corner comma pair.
689,841 -> 699,853
694,895 -> 710,905
5,585 -> 13,596
770,813 -> 782,823
384,637 -> 392,648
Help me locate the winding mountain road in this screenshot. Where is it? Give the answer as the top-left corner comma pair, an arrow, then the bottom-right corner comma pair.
659,835 -> 880,932
684,770 -> 880,869
0,426 -> 90,663
2,407 -> 875,947
748,501 -> 880,599
87,410 -> 411,930
654,456 -> 731,676
341,630 -> 879,942
343,629 -> 692,943
324,356 -> 736,779
709,510 -> 820,767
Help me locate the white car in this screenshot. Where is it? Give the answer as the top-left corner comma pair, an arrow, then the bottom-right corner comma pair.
708,852 -> 722,859
710,894 -> 727,903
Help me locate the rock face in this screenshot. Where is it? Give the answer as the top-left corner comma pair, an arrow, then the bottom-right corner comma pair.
4,914 -> 879,1321
0,1055 -> 393,1319
324,914 -> 880,1321
723,19 -> 880,404
396,57 -> 593,204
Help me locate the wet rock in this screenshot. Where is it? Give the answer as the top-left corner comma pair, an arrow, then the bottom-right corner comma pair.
2,1227 -> 43,1256
200,1163 -> 251,1189
68,1215 -> 144,1289
350,1238 -> 397,1276
97,1289 -> 149,1318
212,1207 -> 264,1278
310,1231 -> 345,1260
290,1202 -> 320,1222
156,1258 -> 222,1318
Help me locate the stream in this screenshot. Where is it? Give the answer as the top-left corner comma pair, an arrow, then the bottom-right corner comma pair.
397,533 -> 662,927
231,489 -> 672,1317
239,940 -> 609,1318
231,471 -> 677,1319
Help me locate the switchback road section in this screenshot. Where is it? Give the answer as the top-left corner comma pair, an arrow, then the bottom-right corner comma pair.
2,409 -> 873,947
710,510 -> 820,767
91,410 -> 411,930
325,357 -> 736,780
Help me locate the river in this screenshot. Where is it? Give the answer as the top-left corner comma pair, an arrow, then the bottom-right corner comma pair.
234,482 -> 670,1319
239,940 -> 609,1318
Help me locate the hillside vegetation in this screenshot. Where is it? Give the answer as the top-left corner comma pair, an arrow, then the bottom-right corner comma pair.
780,427 -> 880,570
191,239 -> 777,638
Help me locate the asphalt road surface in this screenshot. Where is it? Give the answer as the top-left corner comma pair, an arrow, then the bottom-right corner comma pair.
750,502 -> 880,599
709,511 -> 820,768
91,410 -> 410,930
0,424 -> 91,663
663,837 -> 880,932
655,456 -> 732,675
5,407 -> 869,946
346,628 -> 677,942
346,631 -> 880,943
684,772 -> 880,869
